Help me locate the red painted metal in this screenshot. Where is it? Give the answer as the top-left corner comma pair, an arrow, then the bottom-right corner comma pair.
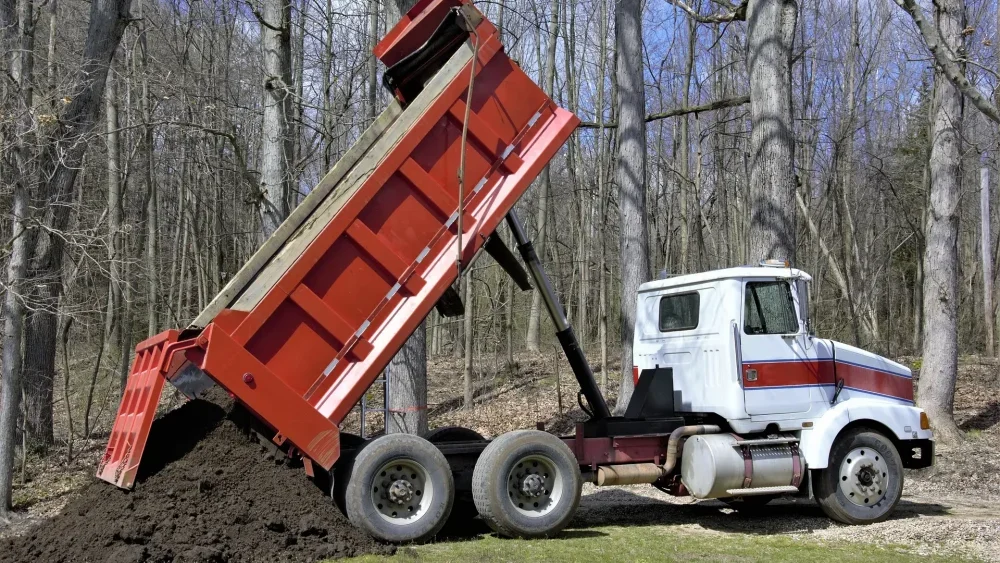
99,0 -> 579,488
97,331 -> 179,488
562,434 -> 676,468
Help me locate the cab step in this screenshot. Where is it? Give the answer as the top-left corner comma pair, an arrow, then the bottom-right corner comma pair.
726,485 -> 800,496
734,437 -> 799,447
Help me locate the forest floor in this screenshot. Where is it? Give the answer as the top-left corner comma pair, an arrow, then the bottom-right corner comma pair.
1,354 -> 998,562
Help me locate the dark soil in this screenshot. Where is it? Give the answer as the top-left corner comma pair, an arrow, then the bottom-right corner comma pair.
0,392 -> 395,562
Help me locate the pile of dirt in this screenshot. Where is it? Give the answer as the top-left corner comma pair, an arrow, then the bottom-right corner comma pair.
0,392 -> 394,563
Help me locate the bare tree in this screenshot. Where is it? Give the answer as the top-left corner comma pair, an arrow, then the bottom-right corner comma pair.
612,0 -> 649,413
916,0 -> 964,443
2,0 -> 131,513
0,0 -> 32,513
525,0 -> 559,352
383,0 -> 427,436
257,0 -> 293,240
982,167 -> 994,357
746,0 -> 798,263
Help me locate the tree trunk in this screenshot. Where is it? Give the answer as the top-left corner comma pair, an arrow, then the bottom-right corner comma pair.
746,0 -> 798,263
981,167 -> 994,357
918,0 -> 964,443
612,0 -> 648,413
142,32 -> 159,335
596,0 -> 609,390
0,0 -> 32,510
106,71 -> 124,390
384,0 -> 426,435
678,16 -> 695,274
0,178 -> 30,516
13,0 -> 57,452
386,320 -> 428,435
366,0 -> 378,123
258,0 -> 292,240
525,0 -> 560,353
19,0 -> 132,452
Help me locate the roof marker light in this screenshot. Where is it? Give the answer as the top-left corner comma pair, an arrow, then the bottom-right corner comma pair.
760,259 -> 791,268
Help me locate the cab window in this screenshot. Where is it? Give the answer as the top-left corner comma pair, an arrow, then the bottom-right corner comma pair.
744,281 -> 798,335
658,292 -> 699,332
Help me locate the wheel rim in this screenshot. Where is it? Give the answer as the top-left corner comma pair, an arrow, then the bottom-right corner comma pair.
371,458 -> 433,523
506,454 -> 562,517
838,446 -> 889,507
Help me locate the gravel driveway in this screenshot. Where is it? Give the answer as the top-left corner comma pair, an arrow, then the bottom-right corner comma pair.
575,481 -> 999,562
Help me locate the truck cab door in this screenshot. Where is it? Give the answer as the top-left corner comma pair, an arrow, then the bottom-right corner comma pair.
740,278 -> 828,416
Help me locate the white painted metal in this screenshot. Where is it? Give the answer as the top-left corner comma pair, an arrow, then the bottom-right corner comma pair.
633,267 -> 933,473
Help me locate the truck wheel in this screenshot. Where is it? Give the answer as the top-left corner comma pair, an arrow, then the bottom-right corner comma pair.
814,429 -> 903,524
472,430 -> 581,538
345,434 -> 454,542
330,433 -> 367,516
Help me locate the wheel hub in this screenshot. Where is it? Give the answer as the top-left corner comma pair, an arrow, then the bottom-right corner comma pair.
388,479 -> 414,505
521,474 -> 546,497
371,459 -> 431,522
839,447 -> 889,507
506,455 -> 561,517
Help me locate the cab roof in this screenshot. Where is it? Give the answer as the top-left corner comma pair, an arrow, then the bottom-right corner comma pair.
638,266 -> 811,293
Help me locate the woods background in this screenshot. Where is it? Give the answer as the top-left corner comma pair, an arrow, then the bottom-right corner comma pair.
1,0 -> 999,513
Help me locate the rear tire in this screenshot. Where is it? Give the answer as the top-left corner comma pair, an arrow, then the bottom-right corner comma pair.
814,429 -> 903,524
345,434 -> 454,542
472,430 -> 581,538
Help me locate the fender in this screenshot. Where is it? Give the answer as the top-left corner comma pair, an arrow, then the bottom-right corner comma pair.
799,398 -> 932,469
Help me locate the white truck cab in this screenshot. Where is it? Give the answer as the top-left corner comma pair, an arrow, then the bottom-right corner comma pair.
633,263 -> 933,523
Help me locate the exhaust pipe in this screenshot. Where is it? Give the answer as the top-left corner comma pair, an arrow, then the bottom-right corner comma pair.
594,425 -> 720,487
597,463 -> 664,486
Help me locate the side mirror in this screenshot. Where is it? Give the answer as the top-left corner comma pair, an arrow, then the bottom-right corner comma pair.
796,279 -> 811,336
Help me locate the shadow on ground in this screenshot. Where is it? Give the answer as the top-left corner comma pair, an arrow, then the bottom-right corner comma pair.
960,401 -> 1000,432
572,489 -> 948,536
433,488 -> 950,543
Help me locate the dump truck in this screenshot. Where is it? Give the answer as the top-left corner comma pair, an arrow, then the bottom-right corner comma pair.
99,0 -> 934,543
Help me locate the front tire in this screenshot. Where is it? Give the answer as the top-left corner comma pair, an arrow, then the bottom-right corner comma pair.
814,429 -> 903,524
472,430 -> 581,538
345,434 -> 454,542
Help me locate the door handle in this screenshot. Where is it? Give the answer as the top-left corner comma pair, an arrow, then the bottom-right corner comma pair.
744,368 -> 758,382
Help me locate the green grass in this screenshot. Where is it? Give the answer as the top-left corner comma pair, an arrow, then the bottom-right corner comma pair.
345,524 -> 976,563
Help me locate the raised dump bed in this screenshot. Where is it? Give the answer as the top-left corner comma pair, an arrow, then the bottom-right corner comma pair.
98,0 -> 579,489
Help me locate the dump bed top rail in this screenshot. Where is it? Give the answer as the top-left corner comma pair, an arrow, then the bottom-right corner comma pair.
98,0 -> 579,488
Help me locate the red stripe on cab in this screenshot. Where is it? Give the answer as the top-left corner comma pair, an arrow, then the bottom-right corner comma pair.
743,359 -> 913,402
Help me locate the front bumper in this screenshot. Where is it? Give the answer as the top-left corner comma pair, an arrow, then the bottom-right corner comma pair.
899,439 -> 934,469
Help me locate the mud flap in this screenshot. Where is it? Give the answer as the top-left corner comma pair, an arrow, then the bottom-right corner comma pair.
96,330 -> 184,489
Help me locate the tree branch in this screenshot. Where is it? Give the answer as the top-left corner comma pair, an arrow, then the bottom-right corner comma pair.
893,0 -> 1000,123
578,94 -> 749,128
666,0 -> 746,23
246,0 -> 283,32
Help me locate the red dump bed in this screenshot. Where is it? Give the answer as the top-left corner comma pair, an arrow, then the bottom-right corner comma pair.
98,0 -> 579,488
